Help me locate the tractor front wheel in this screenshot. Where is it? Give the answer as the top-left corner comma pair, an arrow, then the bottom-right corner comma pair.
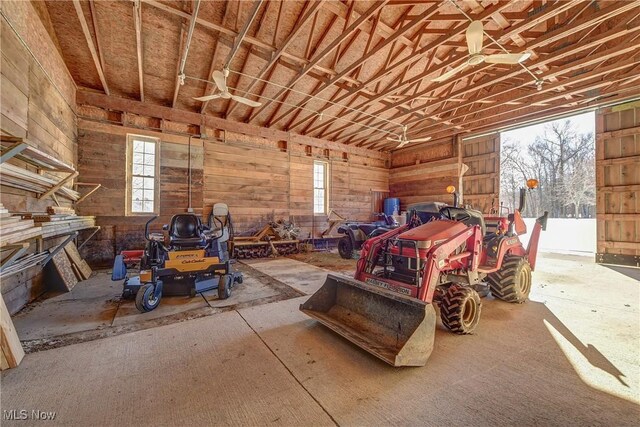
487,256 -> 532,303
440,285 -> 481,334
338,236 -> 354,259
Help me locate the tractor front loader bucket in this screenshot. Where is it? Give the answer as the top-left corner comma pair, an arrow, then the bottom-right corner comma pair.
300,274 -> 436,367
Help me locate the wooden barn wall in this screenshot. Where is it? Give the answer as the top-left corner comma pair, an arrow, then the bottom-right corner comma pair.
595,103 -> 640,267
75,118 -> 204,266
390,134 -> 499,213
0,2 -> 78,313
76,109 -> 388,265
461,133 -> 501,213
204,131 -> 388,237
389,138 -> 460,210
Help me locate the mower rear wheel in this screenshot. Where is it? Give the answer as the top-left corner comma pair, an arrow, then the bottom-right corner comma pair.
338,236 -> 353,259
135,283 -> 161,312
440,285 -> 481,334
487,256 -> 532,303
218,274 -> 232,300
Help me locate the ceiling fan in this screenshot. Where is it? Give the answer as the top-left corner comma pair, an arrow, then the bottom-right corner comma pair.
387,126 -> 432,149
433,21 -> 531,82
194,68 -> 262,107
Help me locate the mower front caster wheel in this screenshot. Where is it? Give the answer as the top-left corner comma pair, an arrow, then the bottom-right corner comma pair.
135,283 -> 162,312
218,274 -> 232,300
440,285 -> 481,334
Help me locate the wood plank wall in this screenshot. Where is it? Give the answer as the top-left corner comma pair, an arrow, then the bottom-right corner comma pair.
389,136 -> 500,213
205,131 -> 388,237
76,117 -> 204,266
461,133 -> 500,213
76,111 -> 388,265
0,2 -> 78,313
595,103 -> 640,267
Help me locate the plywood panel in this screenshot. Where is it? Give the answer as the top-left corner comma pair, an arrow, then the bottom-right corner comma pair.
595,103 -> 640,266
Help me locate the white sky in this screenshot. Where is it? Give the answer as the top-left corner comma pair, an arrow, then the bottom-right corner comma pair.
501,111 -> 595,146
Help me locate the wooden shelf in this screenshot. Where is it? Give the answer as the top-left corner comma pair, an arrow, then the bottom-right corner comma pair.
0,137 -> 100,205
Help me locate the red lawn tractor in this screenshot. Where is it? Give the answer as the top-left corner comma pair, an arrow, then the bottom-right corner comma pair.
301,181 -> 547,367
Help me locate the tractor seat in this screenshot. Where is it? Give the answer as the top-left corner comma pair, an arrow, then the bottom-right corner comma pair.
169,214 -> 207,248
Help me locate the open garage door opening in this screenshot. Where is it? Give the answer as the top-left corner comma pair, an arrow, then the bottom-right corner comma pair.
499,112 -> 597,256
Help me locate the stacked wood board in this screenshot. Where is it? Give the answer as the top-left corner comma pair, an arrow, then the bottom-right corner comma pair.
28,210 -> 96,239
0,162 -> 80,201
0,204 -> 42,247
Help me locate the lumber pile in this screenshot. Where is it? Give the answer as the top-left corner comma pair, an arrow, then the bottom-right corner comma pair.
0,252 -> 48,280
0,162 -> 80,200
27,208 -> 96,239
0,204 -> 42,247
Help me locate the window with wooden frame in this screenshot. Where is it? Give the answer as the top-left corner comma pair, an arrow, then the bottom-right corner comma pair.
126,134 -> 160,215
313,161 -> 329,215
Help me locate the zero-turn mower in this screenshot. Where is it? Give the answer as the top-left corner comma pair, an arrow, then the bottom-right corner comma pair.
300,181 -> 547,367
112,203 -> 242,313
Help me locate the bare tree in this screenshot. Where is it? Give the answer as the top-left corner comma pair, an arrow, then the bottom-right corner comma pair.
500,119 -> 595,218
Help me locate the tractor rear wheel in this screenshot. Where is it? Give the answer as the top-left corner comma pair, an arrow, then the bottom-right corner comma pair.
487,256 -> 532,303
440,285 -> 481,334
338,236 -> 353,259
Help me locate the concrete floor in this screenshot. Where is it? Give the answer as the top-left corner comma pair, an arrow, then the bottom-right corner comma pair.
2,252 -> 639,425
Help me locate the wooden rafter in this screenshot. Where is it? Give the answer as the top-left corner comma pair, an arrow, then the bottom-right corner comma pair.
226,0 -> 325,118
368,58 -> 640,150
266,2 -> 443,128
200,1 -> 231,114
247,0 -> 389,123
336,1 -> 637,146
286,0 -> 517,134
133,0 -> 144,102
88,0 -> 104,71
72,0 -> 109,95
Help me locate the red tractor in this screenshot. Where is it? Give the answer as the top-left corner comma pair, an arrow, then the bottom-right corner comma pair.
300,181 -> 547,366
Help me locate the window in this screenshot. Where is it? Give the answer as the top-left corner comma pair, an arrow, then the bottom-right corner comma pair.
127,135 -> 159,214
313,161 -> 328,215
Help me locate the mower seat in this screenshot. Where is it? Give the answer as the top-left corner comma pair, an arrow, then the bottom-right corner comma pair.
169,214 -> 207,249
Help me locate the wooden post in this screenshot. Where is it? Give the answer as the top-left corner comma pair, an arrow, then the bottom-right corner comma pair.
1,294 -> 25,370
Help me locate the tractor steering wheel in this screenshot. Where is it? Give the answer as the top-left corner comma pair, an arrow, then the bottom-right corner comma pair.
441,207 -> 471,223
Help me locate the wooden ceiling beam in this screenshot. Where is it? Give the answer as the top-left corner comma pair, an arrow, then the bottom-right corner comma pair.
133,0 -> 144,102
246,0 -> 389,123
266,2 -> 443,127
339,2 -> 637,146
226,0 -> 325,118
200,1 -> 230,113
286,1 -> 519,134
72,0 -> 109,95
379,81 -> 640,151
369,56 -> 640,150
143,0 -> 336,85
88,1 -> 105,72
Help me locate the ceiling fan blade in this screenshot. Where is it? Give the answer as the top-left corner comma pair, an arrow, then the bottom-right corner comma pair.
396,140 -> 410,149
466,21 -> 484,55
212,70 -> 227,92
409,137 -> 432,143
485,52 -> 531,64
193,93 -> 222,102
229,94 -> 262,107
386,136 -> 400,142
432,61 -> 470,82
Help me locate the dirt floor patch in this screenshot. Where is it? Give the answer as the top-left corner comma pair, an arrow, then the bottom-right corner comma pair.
287,251 -> 357,273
